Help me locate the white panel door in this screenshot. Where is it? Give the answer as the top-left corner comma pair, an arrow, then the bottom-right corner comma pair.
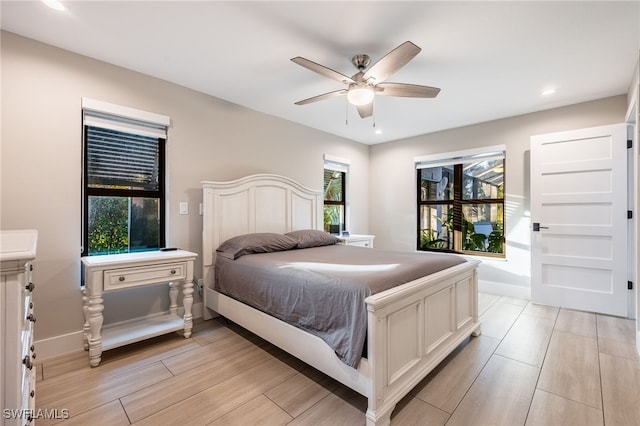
531,124 -> 628,317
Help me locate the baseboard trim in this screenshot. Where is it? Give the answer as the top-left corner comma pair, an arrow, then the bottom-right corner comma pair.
34,330 -> 85,361
479,280 -> 530,300
35,302 -> 204,362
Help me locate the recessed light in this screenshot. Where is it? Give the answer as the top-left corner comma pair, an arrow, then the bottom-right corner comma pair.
375,129 -> 382,135
43,0 -> 65,11
541,88 -> 556,96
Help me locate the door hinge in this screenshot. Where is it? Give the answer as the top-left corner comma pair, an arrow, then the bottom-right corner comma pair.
628,140 -> 633,149
628,210 -> 633,219
628,281 -> 633,290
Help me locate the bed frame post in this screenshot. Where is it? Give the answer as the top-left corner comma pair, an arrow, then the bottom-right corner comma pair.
365,309 -> 394,426
363,261 -> 481,425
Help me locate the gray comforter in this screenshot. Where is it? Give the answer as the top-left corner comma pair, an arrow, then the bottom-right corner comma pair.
214,244 -> 466,367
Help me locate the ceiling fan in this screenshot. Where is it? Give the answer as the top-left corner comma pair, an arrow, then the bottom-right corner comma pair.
291,41 -> 440,119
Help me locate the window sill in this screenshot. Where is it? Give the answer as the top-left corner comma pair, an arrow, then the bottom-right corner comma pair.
461,253 -> 508,262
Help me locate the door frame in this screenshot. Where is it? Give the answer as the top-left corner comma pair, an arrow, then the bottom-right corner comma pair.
625,59 -> 639,354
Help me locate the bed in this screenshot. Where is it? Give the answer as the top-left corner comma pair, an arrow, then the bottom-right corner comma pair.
201,174 -> 481,426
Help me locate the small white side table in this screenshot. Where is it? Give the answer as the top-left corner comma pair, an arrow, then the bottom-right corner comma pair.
81,249 -> 197,367
337,234 -> 375,248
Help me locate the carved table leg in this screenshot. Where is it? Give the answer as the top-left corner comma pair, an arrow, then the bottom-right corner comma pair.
168,281 -> 179,315
182,279 -> 194,338
81,287 -> 90,351
87,295 -> 104,367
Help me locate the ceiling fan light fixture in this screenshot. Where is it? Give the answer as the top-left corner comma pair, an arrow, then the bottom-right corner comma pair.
42,0 -> 65,11
347,85 -> 374,106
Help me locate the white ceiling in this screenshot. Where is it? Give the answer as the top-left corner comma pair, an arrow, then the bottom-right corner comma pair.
1,1 -> 639,144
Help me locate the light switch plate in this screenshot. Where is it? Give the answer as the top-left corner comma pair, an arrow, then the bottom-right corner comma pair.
179,202 -> 188,215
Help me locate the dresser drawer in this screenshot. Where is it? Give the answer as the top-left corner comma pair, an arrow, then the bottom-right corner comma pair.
22,293 -> 34,331
104,262 -> 187,291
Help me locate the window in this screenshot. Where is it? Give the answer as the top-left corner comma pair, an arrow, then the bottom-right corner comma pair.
416,147 -> 505,257
323,155 -> 350,235
82,99 -> 169,256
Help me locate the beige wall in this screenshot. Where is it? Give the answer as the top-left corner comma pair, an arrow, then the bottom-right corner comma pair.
369,96 -> 629,294
0,32 -> 369,342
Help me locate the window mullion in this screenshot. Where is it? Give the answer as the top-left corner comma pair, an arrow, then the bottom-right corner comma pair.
452,164 -> 464,251
87,188 -> 162,198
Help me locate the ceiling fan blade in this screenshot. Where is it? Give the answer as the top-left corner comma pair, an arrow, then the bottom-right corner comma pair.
291,57 -> 355,84
362,41 -> 421,83
294,89 -> 348,105
356,102 -> 373,118
376,82 -> 440,98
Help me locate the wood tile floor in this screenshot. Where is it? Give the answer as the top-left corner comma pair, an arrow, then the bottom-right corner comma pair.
34,293 -> 640,425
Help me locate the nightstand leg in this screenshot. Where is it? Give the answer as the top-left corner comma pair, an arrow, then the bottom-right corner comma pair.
168,281 -> 179,315
87,295 -> 104,367
182,279 -> 194,338
81,287 -> 90,350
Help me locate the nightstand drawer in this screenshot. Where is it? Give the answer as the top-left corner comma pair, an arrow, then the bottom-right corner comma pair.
348,239 -> 372,247
337,234 -> 375,248
104,262 -> 186,291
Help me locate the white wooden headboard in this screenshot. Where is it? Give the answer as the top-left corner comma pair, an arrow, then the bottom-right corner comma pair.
201,174 -> 323,269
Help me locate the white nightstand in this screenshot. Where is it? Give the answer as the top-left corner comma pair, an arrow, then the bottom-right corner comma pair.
337,234 -> 375,248
81,249 -> 197,367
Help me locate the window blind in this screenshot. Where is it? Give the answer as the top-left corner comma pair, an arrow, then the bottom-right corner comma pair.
323,154 -> 350,173
86,126 -> 160,190
415,145 -> 505,169
82,99 -> 169,191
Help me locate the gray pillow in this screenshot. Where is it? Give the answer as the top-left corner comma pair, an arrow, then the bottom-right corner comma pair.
216,232 -> 298,260
286,229 -> 339,249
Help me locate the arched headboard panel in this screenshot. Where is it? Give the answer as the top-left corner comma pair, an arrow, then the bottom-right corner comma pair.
201,174 -> 323,268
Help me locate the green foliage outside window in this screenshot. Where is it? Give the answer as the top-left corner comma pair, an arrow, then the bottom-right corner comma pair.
87,196 -> 160,255
324,169 -> 345,233
88,197 -> 128,255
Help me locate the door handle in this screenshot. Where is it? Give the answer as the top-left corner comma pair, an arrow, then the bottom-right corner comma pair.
533,223 -> 549,232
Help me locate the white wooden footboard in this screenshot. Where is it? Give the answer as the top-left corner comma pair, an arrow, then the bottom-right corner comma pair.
364,260 -> 481,426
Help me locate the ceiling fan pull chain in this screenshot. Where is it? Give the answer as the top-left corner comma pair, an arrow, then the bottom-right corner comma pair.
372,99 -> 376,128
345,99 -> 349,126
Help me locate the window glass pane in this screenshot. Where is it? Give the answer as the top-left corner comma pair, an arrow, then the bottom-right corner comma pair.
323,205 -> 344,234
419,167 -> 453,201
324,169 -> 344,202
130,197 -> 160,252
461,203 -> 504,254
419,204 -> 453,250
462,159 -> 504,200
87,126 -> 160,191
88,196 -> 160,255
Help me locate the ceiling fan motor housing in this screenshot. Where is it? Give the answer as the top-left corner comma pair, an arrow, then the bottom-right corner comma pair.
351,54 -> 371,71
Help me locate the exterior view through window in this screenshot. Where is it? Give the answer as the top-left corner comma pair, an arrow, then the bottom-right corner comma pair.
323,168 -> 345,234
417,152 -> 505,257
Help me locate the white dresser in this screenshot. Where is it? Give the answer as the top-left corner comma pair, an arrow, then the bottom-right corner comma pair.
1,230 -> 38,426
